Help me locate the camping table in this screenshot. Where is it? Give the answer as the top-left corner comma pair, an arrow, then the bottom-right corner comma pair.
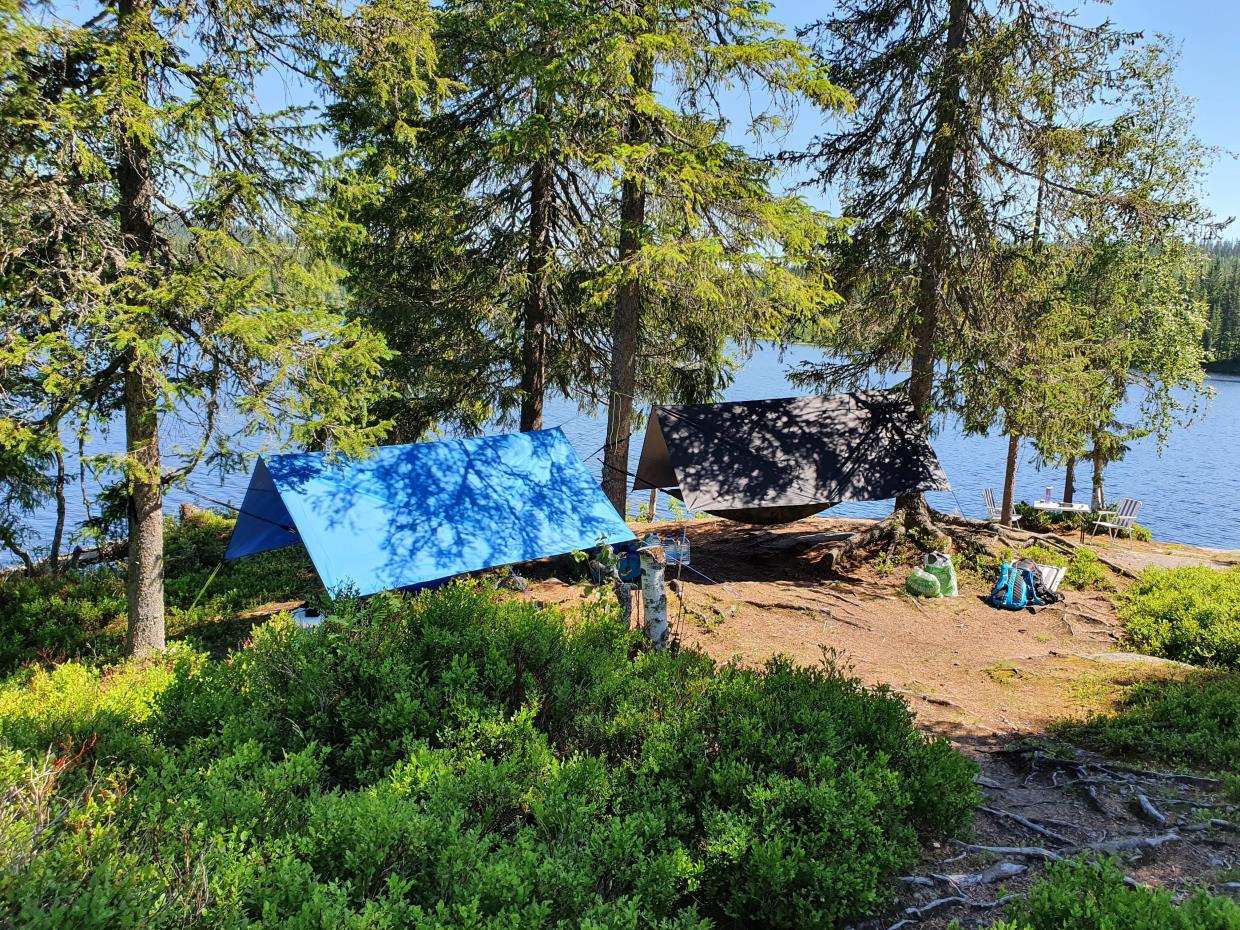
1030,501 -> 1091,515
1030,500 -> 1092,540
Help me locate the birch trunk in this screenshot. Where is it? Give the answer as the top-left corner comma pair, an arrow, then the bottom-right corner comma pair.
638,544 -> 669,651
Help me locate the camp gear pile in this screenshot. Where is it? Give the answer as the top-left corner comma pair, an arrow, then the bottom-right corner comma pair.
989,558 -> 1061,610
923,551 -> 958,597
906,567 -> 943,598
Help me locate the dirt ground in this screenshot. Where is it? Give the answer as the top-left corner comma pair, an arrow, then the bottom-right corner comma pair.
518,516 -> 1240,925
523,516 -> 1225,739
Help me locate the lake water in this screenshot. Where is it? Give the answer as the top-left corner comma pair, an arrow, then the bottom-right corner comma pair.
12,343 -> 1240,560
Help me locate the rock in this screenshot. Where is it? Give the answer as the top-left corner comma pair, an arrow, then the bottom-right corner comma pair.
1087,652 -> 1196,670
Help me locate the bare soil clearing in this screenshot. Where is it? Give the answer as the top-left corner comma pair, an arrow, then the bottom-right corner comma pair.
523,516 -> 1225,738
520,516 -> 1240,924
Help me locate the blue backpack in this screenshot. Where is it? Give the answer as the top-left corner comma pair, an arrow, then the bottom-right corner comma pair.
989,561 -> 1046,610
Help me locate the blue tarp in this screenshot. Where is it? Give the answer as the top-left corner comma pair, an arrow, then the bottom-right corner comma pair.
224,428 -> 635,596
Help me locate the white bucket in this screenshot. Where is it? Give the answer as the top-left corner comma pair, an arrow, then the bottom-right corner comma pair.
291,606 -> 325,628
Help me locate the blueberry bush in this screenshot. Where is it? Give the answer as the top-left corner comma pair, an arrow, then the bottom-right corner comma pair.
0,584 -> 978,929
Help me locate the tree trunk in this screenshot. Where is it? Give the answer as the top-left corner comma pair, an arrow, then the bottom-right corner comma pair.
519,95 -> 553,432
1062,456 -> 1076,505
894,0 -> 967,519
601,29 -> 653,515
124,359 -> 165,656
118,0 -> 165,657
1000,432 -> 1019,526
1090,444 -> 1106,512
47,451 -> 67,573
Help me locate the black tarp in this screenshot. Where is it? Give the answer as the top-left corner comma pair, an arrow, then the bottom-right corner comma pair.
632,391 -> 951,524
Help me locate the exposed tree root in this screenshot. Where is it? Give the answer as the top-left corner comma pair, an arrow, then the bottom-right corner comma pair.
954,842 -> 1062,862
980,805 -> 1073,846
882,741 -> 1239,930
825,497 -> 951,570
1134,793 -> 1168,828
929,860 -> 1027,889
995,525 -> 1141,579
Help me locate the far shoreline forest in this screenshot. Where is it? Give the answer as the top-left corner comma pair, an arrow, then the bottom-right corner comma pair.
1203,239 -> 1240,367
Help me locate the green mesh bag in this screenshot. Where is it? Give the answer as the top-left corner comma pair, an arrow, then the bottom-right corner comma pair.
923,552 -> 958,597
905,567 -> 942,598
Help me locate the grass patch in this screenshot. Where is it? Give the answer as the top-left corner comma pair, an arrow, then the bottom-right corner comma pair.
0,510 -> 321,675
0,585 -> 978,929
1119,566 -> 1240,669
973,857 -> 1240,929
1055,670 -> 1240,774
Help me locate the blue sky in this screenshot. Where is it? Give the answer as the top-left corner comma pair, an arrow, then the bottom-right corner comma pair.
765,0 -> 1240,229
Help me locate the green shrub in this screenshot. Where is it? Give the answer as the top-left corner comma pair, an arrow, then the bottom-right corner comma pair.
0,566 -> 127,673
0,651 -> 188,768
1014,502 -> 1053,533
1014,501 -> 1089,533
1056,671 -> 1240,773
1120,566 -> 1240,669
976,857 -> 1240,929
0,511 -> 321,675
0,586 -> 978,929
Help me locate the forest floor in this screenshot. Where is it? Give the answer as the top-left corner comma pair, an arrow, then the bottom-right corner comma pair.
518,516 -> 1240,927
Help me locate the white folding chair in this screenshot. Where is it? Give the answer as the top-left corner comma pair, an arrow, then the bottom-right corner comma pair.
1036,564 -> 1067,594
1089,498 -> 1142,546
982,488 -> 1020,525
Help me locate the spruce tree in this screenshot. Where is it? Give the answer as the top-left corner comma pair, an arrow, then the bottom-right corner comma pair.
795,0 -> 1200,548
323,0 -> 616,439
0,1 -> 413,653
595,0 -> 850,514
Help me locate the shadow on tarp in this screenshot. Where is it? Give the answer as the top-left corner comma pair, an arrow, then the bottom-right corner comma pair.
633,391 -> 951,524
224,428 -> 635,597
